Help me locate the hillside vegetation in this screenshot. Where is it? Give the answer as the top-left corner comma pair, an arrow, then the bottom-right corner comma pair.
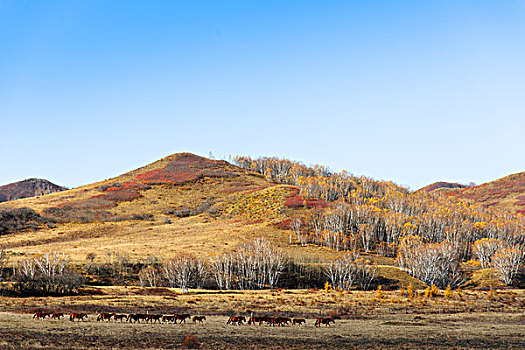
450,172 -> 525,214
0,153 -> 523,294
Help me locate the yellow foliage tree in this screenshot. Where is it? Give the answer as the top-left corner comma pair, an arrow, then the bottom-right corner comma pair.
407,283 -> 415,301
444,284 -> 454,299
324,281 -> 333,293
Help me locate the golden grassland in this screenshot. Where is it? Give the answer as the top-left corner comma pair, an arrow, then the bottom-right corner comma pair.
0,216 -> 285,262
1,286 -> 523,318
1,312 -> 523,350
0,288 -> 524,349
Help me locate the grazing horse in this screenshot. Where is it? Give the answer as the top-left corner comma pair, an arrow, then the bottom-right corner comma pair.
280,317 -> 291,326
70,313 -> 88,322
270,317 -> 290,327
192,316 -> 206,324
314,317 -> 334,327
248,316 -> 262,325
97,313 -> 114,322
292,318 -> 306,326
113,314 -> 128,322
50,313 -> 64,320
227,316 -> 246,325
177,314 -> 191,324
33,311 -> 51,320
259,316 -> 272,326
162,315 -> 176,323
128,314 -> 148,323
146,314 -> 163,324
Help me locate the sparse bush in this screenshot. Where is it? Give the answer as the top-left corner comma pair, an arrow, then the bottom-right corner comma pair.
131,213 -> 154,221
0,207 -> 52,235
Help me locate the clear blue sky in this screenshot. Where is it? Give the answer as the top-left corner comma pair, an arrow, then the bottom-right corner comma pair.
1,1 -> 524,190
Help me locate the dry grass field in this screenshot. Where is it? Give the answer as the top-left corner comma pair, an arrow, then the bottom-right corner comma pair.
0,288 -> 524,349
0,310 -> 523,349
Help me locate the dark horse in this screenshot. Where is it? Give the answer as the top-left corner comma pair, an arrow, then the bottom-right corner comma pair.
315,317 -> 334,327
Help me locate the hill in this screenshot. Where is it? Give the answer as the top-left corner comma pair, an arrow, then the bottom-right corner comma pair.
449,172 -> 525,214
417,181 -> 470,193
0,178 -> 67,202
0,153 -> 523,291
0,153 -> 313,261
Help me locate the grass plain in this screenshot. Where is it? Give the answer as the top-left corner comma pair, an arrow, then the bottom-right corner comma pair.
0,309 -> 523,349
0,288 -> 524,349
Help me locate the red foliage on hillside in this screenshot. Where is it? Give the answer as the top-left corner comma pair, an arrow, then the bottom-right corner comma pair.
136,153 -> 238,185
274,218 -> 293,230
284,188 -> 327,209
92,188 -> 142,203
451,172 -> 525,214
51,181 -> 148,211
91,181 -> 149,203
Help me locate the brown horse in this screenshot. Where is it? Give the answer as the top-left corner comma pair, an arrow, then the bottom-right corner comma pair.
96,313 -> 114,322
146,314 -> 163,324
113,314 -> 128,322
292,318 -> 306,326
227,316 -> 246,325
128,314 -> 148,323
248,316 -> 262,325
259,316 -> 272,326
192,315 -> 206,324
270,317 -> 290,327
314,317 -> 334,327
33,311 -> 51,320
177,314 -> 191,323
162,315 -> 176,323
70,313 -> 88,322
50,313 -> 64,320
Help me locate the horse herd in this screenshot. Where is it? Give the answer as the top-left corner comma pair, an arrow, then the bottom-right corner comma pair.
33,311 -> 198,324
229,315 -> 334,327
33,311 -> 335,327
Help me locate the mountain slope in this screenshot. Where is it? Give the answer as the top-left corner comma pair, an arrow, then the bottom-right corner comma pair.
0,153 -> 306,262
0,178 -> 67,203
451,172 -> 525,214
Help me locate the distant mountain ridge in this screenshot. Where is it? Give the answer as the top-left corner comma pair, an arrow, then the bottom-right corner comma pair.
0,178 -> 67,202
417,181 -> 471,193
